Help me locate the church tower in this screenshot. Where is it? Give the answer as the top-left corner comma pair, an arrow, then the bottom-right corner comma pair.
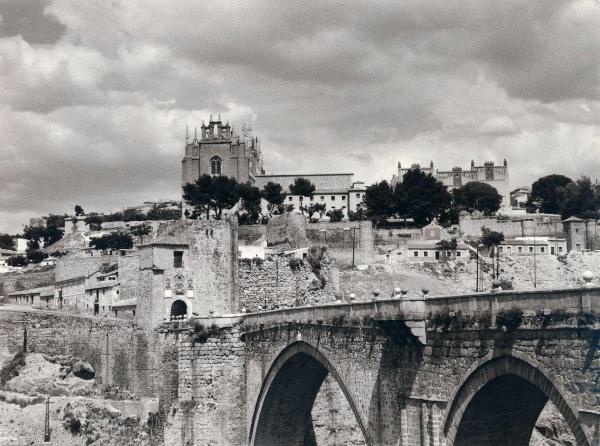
181,115 -> 264,189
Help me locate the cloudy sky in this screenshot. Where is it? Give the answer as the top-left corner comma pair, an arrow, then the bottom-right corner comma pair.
1,0 -> 600,233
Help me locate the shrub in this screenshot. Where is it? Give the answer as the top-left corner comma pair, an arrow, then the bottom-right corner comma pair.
478,310 -> 492,329
496,307 -> 523,331
577,311 -> 598,326
0,351 -> 26,386
288,257 -> 303,271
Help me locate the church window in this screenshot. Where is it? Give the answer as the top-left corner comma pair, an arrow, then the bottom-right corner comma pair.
174,251 -> 184,268
210,156 -> 222,175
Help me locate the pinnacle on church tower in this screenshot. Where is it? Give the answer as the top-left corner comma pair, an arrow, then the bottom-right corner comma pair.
185,125 -> 189,144
193,126 -> 198,142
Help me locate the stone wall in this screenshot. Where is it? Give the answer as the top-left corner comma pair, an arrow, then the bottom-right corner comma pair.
117,253 -> 140,302
459,214 -> 564,239
0,266 -> 55,295
164,321 -> 247,446
238,250 -> 339,312
307,221 -> 374,265
55,253 -> 117,282
0,308 -> 179,418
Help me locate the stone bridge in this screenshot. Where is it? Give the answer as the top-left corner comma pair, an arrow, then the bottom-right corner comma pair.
168,287 -> 600,446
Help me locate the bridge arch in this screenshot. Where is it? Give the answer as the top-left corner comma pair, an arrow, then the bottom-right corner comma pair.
444,354 -> 589,446
249,340 -> 372,446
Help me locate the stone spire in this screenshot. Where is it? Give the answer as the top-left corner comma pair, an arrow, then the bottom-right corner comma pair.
193,126 -> 198,143
185,125 -> 189,144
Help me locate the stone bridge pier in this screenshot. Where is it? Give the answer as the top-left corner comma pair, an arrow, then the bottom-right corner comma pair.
167,289 -> 600,446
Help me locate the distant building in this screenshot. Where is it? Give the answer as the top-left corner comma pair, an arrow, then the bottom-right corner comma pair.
386,240 -> 470,263
391,159 -> 510,207
498,237 -> 567,256
7,286 -> 55,308
510,187 -> 530,208
253,174 -> 367,218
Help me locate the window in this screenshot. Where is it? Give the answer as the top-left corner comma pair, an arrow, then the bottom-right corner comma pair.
499,247 -> 503,253
210,156 -> 222,175
518,247 -> 523,253
529,247 -> 534,253
397,252 -> 402,256
299,196 -> 303,201
575,228 -> 579,233
342,196 -> 346,201
331,196 -> 335,201
342,206 -> 346,209
576,243 -> 581,250
288,196 -> 293,201
456,251 -> 461,257
174,251 -> 184,268
413,251 -> 418,257
423,251 -> 428,257
559,246 -> 563,253
540,247 -> 545,253
320,196 -> 324,200
356,193 -> 361,198
310,196 -> 314,201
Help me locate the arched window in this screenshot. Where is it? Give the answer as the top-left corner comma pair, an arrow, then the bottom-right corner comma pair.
210,156 -> 222,175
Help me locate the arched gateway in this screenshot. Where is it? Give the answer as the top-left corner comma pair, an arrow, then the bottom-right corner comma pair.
170,300 -> 187,320
444,355 -> 590,446
249,341 -> 371,446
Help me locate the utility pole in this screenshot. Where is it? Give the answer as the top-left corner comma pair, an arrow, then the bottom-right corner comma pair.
533,225 -> 537,288
351,227 -> 357,267
44,396 -> 53,442
476,245 -> 480,292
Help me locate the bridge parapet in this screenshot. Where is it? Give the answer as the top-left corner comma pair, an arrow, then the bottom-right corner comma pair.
425,286 -> 600,315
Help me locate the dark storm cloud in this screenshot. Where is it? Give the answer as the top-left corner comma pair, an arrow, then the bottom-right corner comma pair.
1,0 -> 600,232
0,0 -> 65,44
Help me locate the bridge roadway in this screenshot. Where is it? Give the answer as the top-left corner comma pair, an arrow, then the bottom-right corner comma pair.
177,286 -> 600,446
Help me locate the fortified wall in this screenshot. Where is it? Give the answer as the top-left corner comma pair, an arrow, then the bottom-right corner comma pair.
238,251 -> 340,312
459,214 -> 564,239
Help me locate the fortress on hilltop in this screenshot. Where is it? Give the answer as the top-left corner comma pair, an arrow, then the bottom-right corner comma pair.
391,159 -> 511,206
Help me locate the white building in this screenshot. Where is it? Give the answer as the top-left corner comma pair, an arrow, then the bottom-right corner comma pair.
253,174 -> 367,218
498,237 -> 567,256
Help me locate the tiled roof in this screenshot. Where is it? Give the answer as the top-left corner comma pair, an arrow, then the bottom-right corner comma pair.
9,285 -> 55,297
111,297 -> 137,308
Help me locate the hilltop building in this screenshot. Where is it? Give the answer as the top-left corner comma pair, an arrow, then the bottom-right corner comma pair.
391,160 -> 511,207
181,115 -> 366,218
253,174 -> 367,217
181,115 -> 264,187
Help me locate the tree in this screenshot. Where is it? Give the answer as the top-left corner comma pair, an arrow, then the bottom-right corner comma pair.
364,181 -> 394,224
479,227 -> 504,249
261,182 -> 286,212
436,238 -> 458,261
289,178 -> 316,214
89,232 -> 134,251
236,183 -> 262,225
130,223 -> 151,237
6,255 -> 27,267
146,206 -> 181,221
22,224 -> 63,246
529,174 -> 573,214
0,233 -> 14,250
182,174 -> 240,220
558,176 -> 599,219
74,205 -> 84,216
85,213 -> 104,231
123,209 -> 145,222
348,208 -> 368,221
307,203 -> 326,220
26,249 -> 48,264
395,169 -> 452,225
452,182 -> 502,215
326,209 -> 344,222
